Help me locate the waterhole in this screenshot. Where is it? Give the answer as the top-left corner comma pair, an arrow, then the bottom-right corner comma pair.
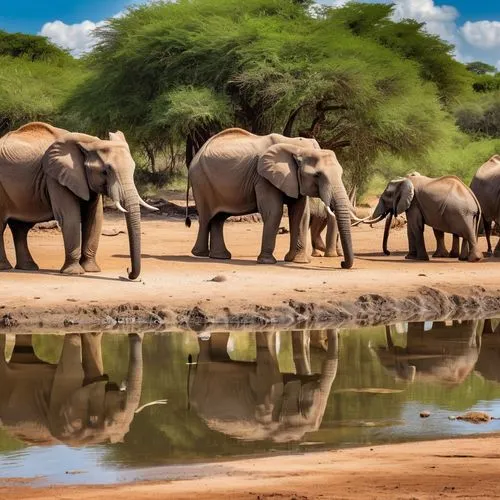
1,318 -> 500,485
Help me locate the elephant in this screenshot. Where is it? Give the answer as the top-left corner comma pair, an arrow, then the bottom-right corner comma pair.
470,155 -> 500,257
0,122 -> 157,278
361,174 -> 482,262
186,128 -> 354,268
0,333 -> 143,446
373,320 -> 481,384
188,330 -> 339,442
475,319 -> 500,383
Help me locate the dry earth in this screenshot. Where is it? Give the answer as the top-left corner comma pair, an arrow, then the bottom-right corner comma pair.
1,206 -> 500,331
1,435 -> 500,499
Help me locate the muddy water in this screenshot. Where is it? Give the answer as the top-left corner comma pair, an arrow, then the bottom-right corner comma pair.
1,319 -> 500,485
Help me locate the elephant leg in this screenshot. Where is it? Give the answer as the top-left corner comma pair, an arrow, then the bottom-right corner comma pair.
209,213 -> 231,259
81,333 -> 107,385
406,209 -> 428,260
209,332 -> 231,361
450,234 -> 460,258
310,215 -> 326,256
49,334 -> 84,412
493,219 -> 500,258
284,196 -> 310,264
47,179 -> 84,274
0,219 -> 13,270
463,225 -> 482,262
80,194 -> 103,272
325,214 -> 341,257
292,330 -> 311,375
191,210 -> 210,258
459,239 -> 469,261
8,220 -> 38,270
432,229 -> 449,258
483,218 -> 493,257
9,334 -> 44,364
256,181 -> 283,264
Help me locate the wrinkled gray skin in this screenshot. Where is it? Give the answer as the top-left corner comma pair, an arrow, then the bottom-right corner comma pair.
0,333 -> 143,446
470,155 -> 500,257
366,174 -> 482,262
189,330 -> 338,442
0,122 -> 155,279
187,128 -> 354,268
475,319 -> 500,383
373,321 -> 481,384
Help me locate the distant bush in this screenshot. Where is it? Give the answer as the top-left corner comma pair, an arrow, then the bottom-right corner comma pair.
456,94 -> 500,138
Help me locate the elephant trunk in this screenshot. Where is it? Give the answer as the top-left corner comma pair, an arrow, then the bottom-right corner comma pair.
118,177 -> 142,280
383,213 -> 393,256
124,333 -> 143,415
327,186 -> 354,269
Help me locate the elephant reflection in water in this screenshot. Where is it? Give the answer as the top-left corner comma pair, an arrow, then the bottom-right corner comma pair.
0,333 -> 143,446
374,321 -> 481,384
189,330 -> 338,442
475,319 -> 500,383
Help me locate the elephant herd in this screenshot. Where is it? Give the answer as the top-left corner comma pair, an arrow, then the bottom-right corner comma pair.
0,121 -> 499,277
2,320 -> 500,447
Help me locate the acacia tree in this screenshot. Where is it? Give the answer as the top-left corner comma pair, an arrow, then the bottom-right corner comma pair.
65,0 -> 459,190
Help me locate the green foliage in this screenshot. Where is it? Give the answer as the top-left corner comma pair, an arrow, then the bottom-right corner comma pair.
472,74 -> 500,93
64,0 -> 465,191
466,61 -> 497,76
0,30 -> 72,64
455,93 -> 500,138
0,56 -> 88,134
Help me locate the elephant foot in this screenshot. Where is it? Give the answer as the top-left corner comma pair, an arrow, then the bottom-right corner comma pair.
209,251 -> 232,260
325,250 -> 340,257
404,253 -> 418,260
311,249 -> 323,257
417,254 -> 430,261
449,250 -> 460,258
192,247 -> 210,258
292,251 -> 311,264
432,250 -> 449,258
485,250 -> 493,257
257,254 -> 277,264
0,260 -> 13,271
80,258 -> 101,273
468,248 -> 483,262
60,261 -> 85,275
494,249 -> 500,258
15,260 -> 39,271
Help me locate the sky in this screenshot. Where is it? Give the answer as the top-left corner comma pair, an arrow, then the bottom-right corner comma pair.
0,0 -> 499,68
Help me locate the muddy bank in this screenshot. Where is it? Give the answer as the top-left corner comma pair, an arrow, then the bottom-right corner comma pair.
2,285 -> 500,333
2,434 -> 500,499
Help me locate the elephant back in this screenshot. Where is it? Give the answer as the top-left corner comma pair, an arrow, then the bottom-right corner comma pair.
0,122 -> 67,170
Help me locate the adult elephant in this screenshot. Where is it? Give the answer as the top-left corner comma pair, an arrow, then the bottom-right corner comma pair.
373,321 -> 481,384
470,155 -> 500,257
186,128 -> 354,267
475,319 -> 500,383
0,122 -> 157,278
0,333 -> 143,445
361,174 -> 482,262
188,330 -> 338,442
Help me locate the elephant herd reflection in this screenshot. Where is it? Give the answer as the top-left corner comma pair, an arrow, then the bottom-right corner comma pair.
1,321 -> 500,450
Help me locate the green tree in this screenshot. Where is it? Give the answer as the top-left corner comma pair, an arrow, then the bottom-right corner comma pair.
466,61 -> 497,75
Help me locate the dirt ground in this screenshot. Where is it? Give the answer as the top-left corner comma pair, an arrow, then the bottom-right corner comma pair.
1,208 -> 500,330
2,435 -> 500,499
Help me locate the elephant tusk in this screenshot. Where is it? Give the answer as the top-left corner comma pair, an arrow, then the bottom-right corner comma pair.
139,196 -> 159,211
135,399 -> 168,414
326,206 -> 336,218
115,200 -> 128,213
361,214 -> 386,226
351,214 -> 379,227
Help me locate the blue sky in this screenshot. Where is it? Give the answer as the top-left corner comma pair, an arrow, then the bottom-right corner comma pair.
0,0 -> 499,68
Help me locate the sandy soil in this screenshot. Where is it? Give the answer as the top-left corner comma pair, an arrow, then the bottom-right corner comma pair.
1,209 -> 500,330
2,435 -> 500,499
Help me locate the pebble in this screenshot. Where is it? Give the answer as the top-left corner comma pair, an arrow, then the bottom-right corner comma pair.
420,411 -> 431,418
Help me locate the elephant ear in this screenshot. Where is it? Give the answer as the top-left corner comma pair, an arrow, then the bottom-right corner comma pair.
42,133 -> 103,201
257,143 -> 304,199
393,178 -> 414,217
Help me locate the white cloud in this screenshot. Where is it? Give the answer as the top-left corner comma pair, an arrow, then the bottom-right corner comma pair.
390,0 -> 459,44
39,19 -> 105,56
460,21 -> 500,49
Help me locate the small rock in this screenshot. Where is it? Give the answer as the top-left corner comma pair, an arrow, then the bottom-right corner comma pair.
208,275 -> 227,282
420,411 -> 431,418
456,411 -> 493,423
294,288 -> 306,293
418,274 -> 427,277
278,226 -> 289,234
63,318 -> 78,326
66,298 -> 78,302
448,416 -> 457,421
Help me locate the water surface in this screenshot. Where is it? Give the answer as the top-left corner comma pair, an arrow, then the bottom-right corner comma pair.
1,319 -> 500,485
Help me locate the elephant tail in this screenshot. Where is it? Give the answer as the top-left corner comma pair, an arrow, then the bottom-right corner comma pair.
185,175 -> 192,228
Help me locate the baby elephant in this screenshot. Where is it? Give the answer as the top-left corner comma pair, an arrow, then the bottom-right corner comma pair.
362,174 -> 482,261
